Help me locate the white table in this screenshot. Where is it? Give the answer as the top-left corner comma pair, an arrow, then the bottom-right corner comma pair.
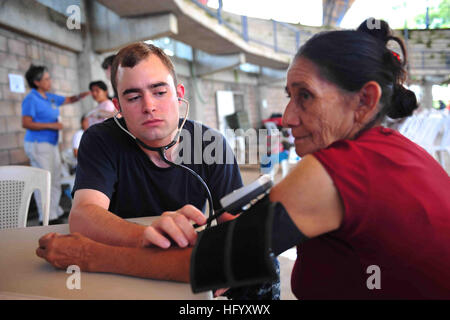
0,217 -> 212,300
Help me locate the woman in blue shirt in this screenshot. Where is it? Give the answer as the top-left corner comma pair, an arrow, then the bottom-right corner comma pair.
22,64 -> 90,225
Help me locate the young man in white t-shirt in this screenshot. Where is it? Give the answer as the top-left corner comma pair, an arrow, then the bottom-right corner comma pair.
72,114 -> 90,158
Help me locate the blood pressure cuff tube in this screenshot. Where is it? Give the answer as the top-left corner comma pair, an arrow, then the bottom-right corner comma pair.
190,196 -> 309,293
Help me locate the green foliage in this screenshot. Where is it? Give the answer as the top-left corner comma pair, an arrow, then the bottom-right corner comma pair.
414,0 -> 450,28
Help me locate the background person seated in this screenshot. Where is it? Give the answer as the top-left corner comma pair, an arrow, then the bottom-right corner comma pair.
72,114 -> 90,159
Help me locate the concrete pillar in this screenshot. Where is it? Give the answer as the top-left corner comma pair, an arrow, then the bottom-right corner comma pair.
189,50 -> 203,124
75,0 -> 96,115
420,79 -> 433,109
76,0 -> 115,114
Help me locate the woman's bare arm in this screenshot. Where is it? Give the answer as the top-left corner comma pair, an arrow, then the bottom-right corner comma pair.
269,154 -> 344,238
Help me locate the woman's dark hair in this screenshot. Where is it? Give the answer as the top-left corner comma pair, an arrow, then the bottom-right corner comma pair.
89,80 -> 108,92
294,18 -> 418,122
25,65 -> 47,89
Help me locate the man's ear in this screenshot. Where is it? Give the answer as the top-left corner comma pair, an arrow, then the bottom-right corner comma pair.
112,97 -> 121,112
355,81 -> 382,124
176,84 -> 185,102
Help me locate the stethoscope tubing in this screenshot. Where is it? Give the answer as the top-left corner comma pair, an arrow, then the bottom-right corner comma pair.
112,98 -> 217,228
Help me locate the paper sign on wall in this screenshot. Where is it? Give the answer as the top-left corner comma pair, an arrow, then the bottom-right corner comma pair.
9,74 -> 25,93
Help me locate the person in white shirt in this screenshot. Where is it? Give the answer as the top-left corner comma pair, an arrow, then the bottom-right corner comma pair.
72,114 -> 90,159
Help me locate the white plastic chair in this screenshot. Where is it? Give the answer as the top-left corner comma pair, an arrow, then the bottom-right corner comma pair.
415,113 -> 446,153
0,166 -> 50,229
431,114 -> 450,168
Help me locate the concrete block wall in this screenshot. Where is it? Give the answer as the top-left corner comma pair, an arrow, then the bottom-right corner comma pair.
190,73 -> 261,130
260,84 -> 290,120
0,27 -> 83,166
0,26 -> 282,167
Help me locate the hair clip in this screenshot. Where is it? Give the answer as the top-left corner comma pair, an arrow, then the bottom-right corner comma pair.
391,51 -> 401,63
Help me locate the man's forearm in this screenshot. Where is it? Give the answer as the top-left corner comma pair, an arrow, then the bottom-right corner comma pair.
90,241 -> 192,282
69,204 -> 146,247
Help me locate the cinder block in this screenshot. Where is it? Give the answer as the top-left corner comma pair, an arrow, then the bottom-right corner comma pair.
65,68 -> 77,81
5,116 -> 23,133
0,117 -> 6,133
26,44 -> 40,60
9,148 -> 28,164
68,54 -> 77,68
51,78 -> 60,90
44,49 -> 57,65
0,52 -> 18,69
59,79 -> 72,93
7,39 -> 26,56
0,35 -> 6,52
0,150 -> 9,165
17,132 -> 25,147
0,67 -> 7,84
51,65 -> 65,79
2,84 -> 24,102
0,101 -> 15,116
0,132 -> 19,149
58,54 -> 70,67
13,101 -> 23,116
18,57 -> 31,71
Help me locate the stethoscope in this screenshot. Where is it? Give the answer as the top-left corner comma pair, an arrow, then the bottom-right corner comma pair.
113,98 -> 224,228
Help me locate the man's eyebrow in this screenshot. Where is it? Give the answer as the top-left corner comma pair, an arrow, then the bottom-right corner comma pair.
148,82 -> 169,89
122,88 -> 140,96
290,81 -> 310,89
122,82 -> 169,96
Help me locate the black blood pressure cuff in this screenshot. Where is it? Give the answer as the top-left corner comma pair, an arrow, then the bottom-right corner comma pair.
271,201 -> 309,256
190,196 -> 308,293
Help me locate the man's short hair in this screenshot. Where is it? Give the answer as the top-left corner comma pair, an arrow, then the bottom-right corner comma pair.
110,42 -> 178,98
101,54 -> 115,70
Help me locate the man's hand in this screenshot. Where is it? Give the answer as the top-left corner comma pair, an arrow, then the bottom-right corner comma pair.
142,205 -> 207,249
36,232 -> 98,271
